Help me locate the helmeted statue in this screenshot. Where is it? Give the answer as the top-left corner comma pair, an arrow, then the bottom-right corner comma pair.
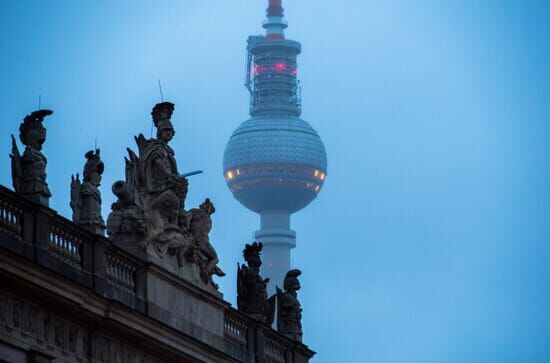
188,198 -> 225,287
70,149 -> 106,235
132,102 -> 192,264
138,102 -> 185,209
237,242 -> 274,323
107,102 -> 223,292
10,109 -> 53,207
276,269 -> 303,342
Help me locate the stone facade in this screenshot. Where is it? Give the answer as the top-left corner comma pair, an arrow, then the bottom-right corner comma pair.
1,101 -> 314,362
0,179 -> 314,363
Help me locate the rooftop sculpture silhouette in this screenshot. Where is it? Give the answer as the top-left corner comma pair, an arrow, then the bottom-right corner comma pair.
237,242 -> 275,323
10,109 -> 53,207
106,101 -> 223,293
70,149 -> 106,235
277,269 -> 303,342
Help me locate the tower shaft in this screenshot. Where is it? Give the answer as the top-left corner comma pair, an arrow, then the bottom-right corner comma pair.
256,210 -> 296,293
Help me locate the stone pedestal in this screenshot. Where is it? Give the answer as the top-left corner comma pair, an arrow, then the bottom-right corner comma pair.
114,240 -> 222,297
114,239 -> 227,348
23,194 -> 49,208
144,264 -> 228,349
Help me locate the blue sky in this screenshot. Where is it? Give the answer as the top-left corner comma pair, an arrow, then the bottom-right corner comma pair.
1,1 -> 549,362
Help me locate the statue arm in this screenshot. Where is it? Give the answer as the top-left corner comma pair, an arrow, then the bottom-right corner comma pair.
70,174 -> 81,221
237,264 -> 245,309
10,135 -> 23,192
10,135 -> 19,159
79,183 -> 95,196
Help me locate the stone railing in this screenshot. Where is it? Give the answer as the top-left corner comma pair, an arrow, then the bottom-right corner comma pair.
0,185 -> 314,362
224,310 -> 249,360
49,223 -> 82,269
0,198 -> 22,239
265,332 -> 287,363
223,307 -> 314,363
106,253 -> 137,295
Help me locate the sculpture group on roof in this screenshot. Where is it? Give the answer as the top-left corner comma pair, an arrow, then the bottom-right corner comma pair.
8,103 -> 304,341
104,101 -> 224,291
10,102 -> 225,293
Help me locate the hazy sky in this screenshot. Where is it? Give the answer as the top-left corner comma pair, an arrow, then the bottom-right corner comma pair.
1,1 -> 549,362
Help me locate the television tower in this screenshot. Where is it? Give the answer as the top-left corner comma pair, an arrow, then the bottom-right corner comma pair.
223,0 -> 327,292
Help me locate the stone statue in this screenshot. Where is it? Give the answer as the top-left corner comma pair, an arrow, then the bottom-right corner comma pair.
70,149 -> 106,235
276,269 -> 303,342
188,198 -> 225,287
133,102 -> 192,264
106,102 -> 223,293
10,109 -> 53,207
106,180 -> 147,243
237,242 -> 274,323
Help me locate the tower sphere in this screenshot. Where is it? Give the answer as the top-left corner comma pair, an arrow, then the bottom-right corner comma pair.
223,115 -> 327,214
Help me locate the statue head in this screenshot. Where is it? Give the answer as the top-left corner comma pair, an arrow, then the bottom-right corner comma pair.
200,198 -> 215,215
19,109 -> 53,150
243,242 -> 263,269
83,149 -> 104,185
283,269 -> 301,292
152,102 -> 175,143
112,181 -> 134,206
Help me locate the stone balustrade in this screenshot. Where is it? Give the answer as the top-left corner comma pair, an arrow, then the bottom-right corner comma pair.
0,198 -> 22,239
106,253 -> 137,295
49,224 -> 82,269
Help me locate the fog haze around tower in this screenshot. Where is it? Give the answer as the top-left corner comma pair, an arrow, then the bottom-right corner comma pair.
0,1 -> 549,362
